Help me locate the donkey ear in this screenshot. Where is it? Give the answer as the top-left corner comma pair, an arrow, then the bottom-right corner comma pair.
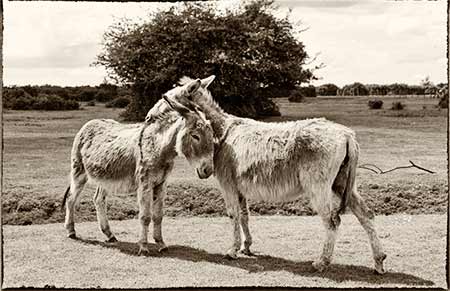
186,79 -> 202,95
163,95 -> 190,116
200,75 -> 215,88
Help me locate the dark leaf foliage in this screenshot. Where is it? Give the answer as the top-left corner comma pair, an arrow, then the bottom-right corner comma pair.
3,84 -> 132,111
106,96 -> 131,108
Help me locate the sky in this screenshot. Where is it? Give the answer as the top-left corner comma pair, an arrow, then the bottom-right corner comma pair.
3,0 -> 448,87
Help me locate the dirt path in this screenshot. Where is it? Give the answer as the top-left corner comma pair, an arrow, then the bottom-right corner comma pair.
2,215 -> 447,288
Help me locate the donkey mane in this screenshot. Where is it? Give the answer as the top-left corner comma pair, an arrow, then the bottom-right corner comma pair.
146,99 -> 180,124
179,76 -> 225,116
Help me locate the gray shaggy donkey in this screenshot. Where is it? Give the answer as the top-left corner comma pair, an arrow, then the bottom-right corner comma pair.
62,79 -> 215,255
172,75 -> 386,274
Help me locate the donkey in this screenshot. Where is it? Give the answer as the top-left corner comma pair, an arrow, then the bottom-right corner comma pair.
62,78 -> 215,255
174,75 -> 386,274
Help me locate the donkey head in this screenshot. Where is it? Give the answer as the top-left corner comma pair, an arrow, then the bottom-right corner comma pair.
162,79 -> 215,179
176,75 -> 216,106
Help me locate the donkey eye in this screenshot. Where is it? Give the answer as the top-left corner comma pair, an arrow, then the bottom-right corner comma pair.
191,134 -> 200,141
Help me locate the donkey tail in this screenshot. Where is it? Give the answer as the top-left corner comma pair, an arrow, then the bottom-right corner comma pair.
61,186 -> 71,211
336,134 -> 359,215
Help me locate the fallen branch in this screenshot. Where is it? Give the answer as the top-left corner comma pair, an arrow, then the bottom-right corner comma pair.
358,165 -> 379,174
358,160 -> 435,174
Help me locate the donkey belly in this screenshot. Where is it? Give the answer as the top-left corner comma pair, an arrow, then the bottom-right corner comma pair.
240,181 -> 303,202
89,175 -> 138,194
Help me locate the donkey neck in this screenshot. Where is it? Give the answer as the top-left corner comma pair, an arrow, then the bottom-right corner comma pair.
201,104 -> 244,147
155,115 -> 184,155
145,99 -> 171,122
198,101 -> 229,141
139,109 -> 184,164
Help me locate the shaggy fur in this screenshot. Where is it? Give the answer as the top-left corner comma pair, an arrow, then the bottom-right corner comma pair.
180,75 -> 386,274
63,79 -> 215,254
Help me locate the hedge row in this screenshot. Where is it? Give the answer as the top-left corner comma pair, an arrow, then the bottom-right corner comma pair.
9,94 -> 80,110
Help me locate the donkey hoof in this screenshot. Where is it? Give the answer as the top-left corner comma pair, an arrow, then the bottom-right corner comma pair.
67,233 -> 77,240
374,253 -> 387,275
137,244 -> 150,256
312,260 -> 330,272
224,250 -> 238,260
239,248 -> 254,256
157,243 -> 168,253
106,236 -> 118,243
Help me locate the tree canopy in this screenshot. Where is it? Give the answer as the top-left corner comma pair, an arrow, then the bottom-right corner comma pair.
95,0 -> 316,120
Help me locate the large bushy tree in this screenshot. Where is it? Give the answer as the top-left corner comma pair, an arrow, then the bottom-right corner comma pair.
95,0 -> 316,120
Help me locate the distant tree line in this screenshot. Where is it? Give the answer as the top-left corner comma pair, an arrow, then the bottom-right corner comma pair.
3,84 -> 132,110
288,82 -> 448,98
4,81 -> 447,111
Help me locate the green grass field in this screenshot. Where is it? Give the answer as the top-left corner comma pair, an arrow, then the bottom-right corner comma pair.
2,96 -> 448,225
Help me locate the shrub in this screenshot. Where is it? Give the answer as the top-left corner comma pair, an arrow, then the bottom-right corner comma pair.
288,90 -> 304,103
437,86 -> 448,109
35,95 -> 79,110
317,84 -> 339,96
4,88 -> 32,109
297,85 -> 316,97
65,100 -> 80,110
368,99 -> 383,109
10,94 -> 79,110
391,101 -> 405,110
76,87 -> 97,101
11,96 -> 35,110
438,96 -> 448,109
94,89 -> 114,102
339,82 -> 369,96
106,96 -> 131,108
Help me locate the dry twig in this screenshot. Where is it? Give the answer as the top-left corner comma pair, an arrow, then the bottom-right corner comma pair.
358,160 -> 435,174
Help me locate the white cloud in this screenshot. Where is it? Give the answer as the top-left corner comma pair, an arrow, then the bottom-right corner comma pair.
282,0 -> 447,86
4,1 -> 177,85
3,0 -> 447,86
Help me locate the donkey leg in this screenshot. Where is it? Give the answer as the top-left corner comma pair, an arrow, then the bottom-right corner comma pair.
137,189 -> 152,255
349,191 -> 386,274
93,187 -> 117,242
224,193 -> 242,259
152,182 -> 168,252
238,195 -> 253,256
312,193 -> 342,272
64,172 -> 87,239
137,168 -> 154,255
313,214 -> 341,272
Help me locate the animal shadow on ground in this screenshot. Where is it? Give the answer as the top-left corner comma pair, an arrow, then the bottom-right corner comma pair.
77,238 -> 435,286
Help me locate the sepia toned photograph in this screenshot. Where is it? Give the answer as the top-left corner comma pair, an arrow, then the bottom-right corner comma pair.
1,0 -> 448,288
